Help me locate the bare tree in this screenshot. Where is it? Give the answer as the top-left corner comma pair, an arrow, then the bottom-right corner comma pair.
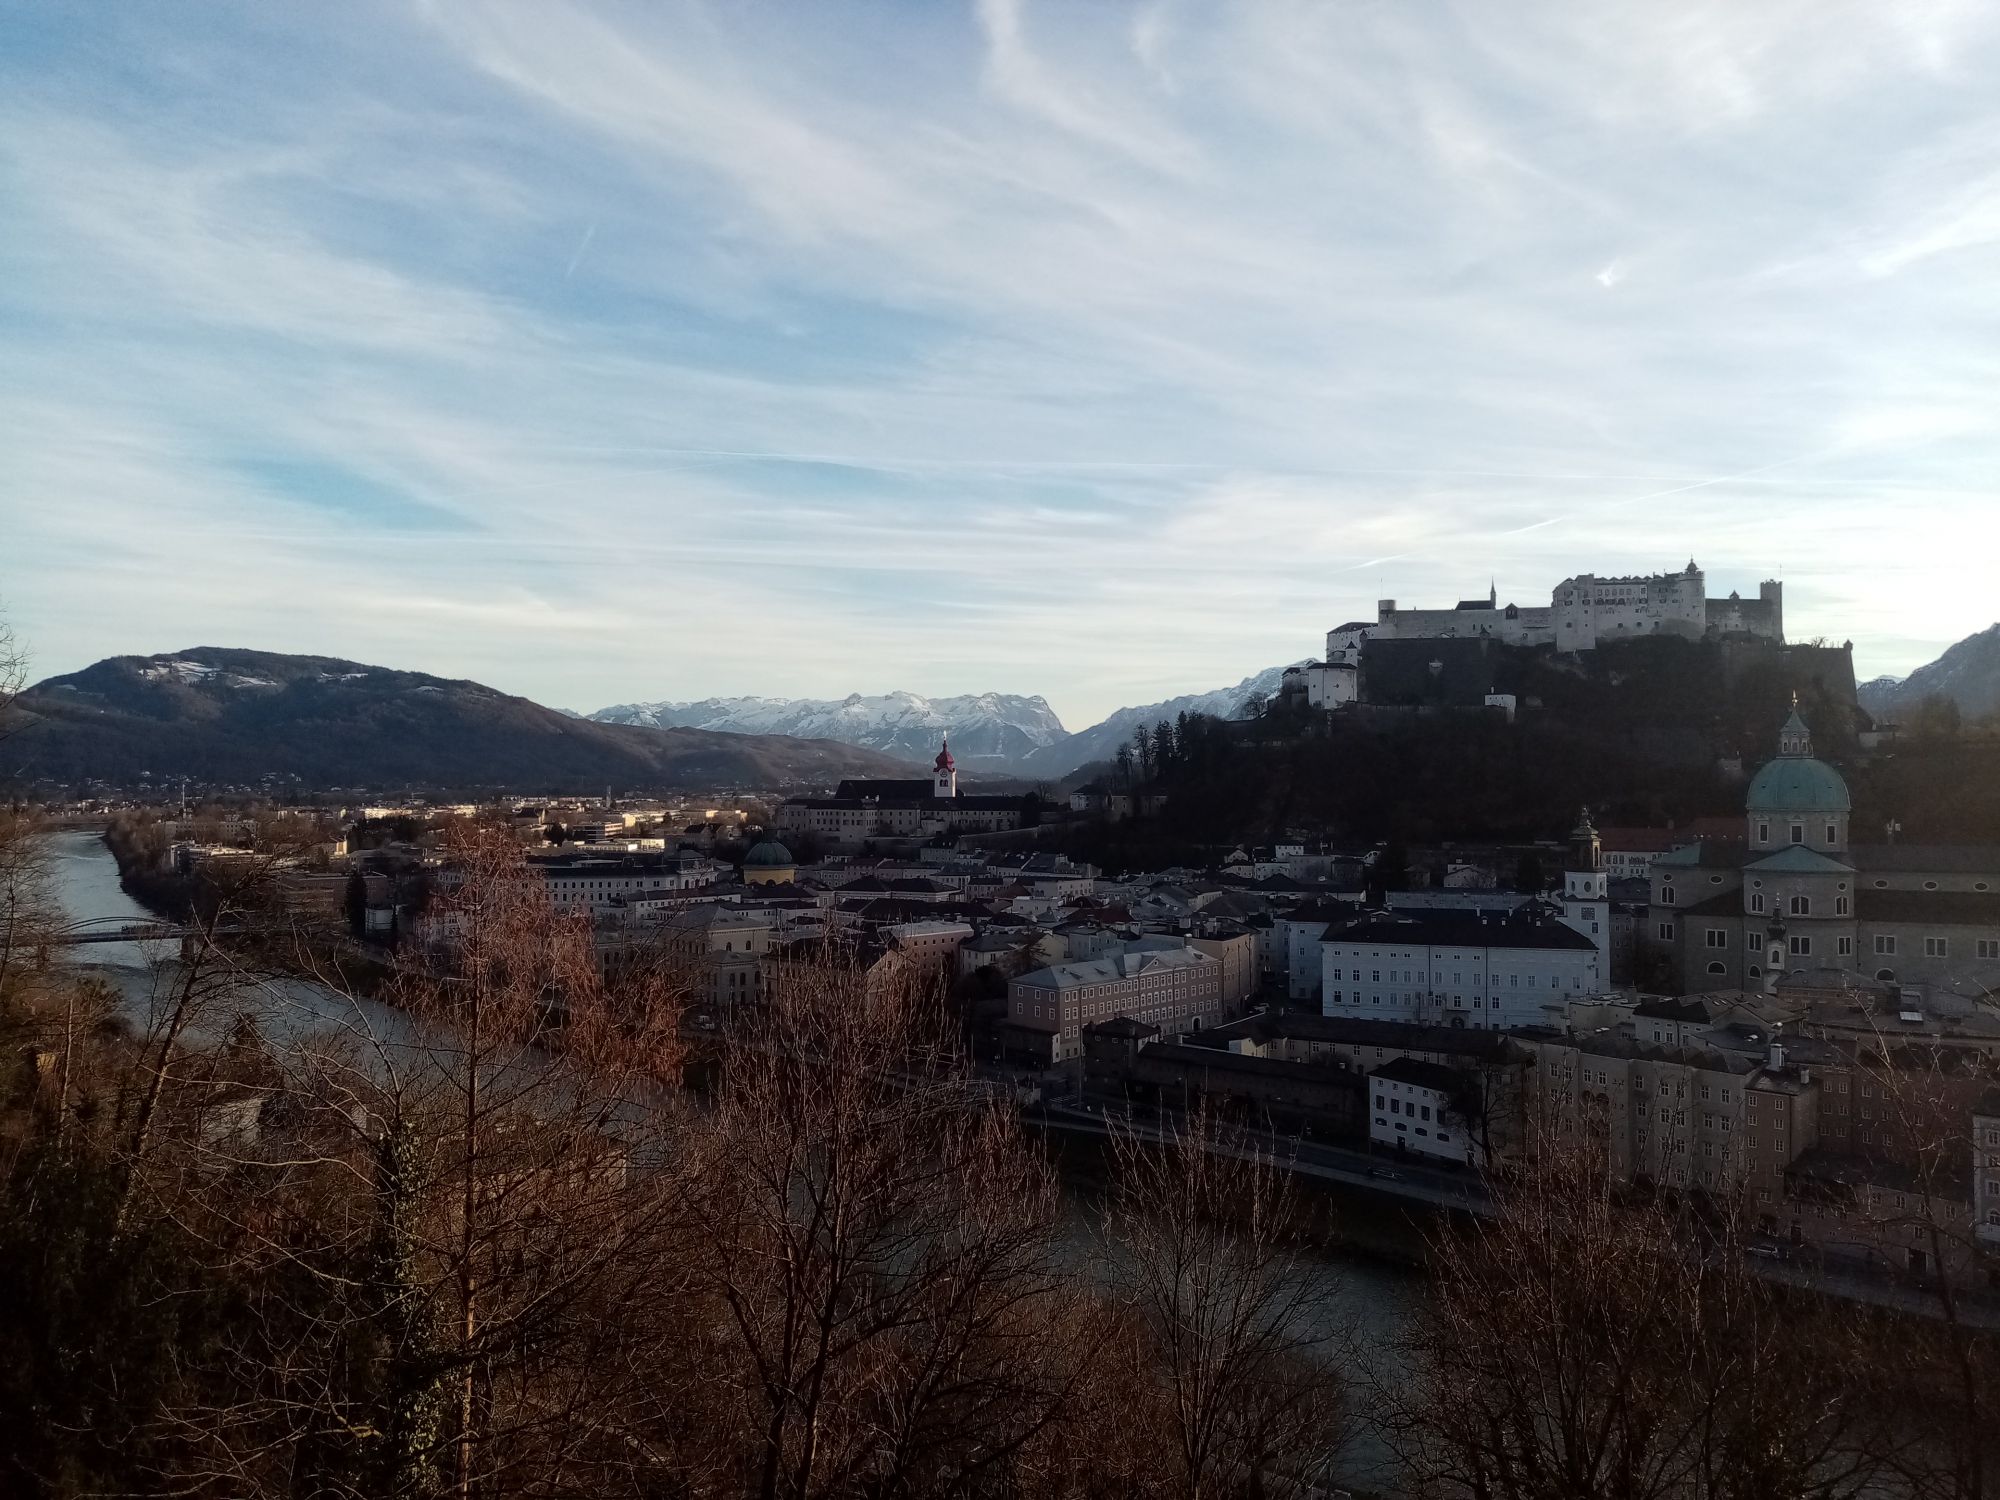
1849,1043 -> 2000,1498
0,606 -> 26,734
1380,1127 -> 1901,1500
680,952 -> 1083,1500
1103,1108 -> 1349,1498
119,826 -> 698,1498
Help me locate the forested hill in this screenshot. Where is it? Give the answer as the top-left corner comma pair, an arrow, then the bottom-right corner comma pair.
5,649 -> 916,793
1060,636 -> 2000,863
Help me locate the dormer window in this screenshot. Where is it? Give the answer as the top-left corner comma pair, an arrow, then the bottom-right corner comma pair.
1790,824 -> 1805,845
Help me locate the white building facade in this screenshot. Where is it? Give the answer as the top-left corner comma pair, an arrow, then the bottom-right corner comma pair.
1321,909 -> 1601,1030
1369,1057 -> 1479,1165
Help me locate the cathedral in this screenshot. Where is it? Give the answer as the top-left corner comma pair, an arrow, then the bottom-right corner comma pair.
1649,705 -> 2000,994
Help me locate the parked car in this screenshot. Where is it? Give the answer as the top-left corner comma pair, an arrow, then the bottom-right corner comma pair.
1745,1241 -> 1789,1262
1367,1166 -> 1404,1182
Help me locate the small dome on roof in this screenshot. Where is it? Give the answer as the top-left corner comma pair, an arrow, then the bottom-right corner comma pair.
743,838 -> 794,867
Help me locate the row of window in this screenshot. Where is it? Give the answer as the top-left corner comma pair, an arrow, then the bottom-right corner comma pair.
1752,819 -> 1838,847
1664,923 -> 1989,962
1338,967 -> 1573,989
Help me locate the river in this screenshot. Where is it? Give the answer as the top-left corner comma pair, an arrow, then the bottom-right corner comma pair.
42,829 -> 1420,1494
44,828 -> 430,1054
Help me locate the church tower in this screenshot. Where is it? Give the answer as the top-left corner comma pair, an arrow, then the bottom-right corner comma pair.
932,738 -> 957,799
1557,807 -> 1610,984
1564,807 -> 1608,902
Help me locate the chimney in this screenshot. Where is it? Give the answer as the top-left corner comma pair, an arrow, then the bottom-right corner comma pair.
1767,1040 -> 1784,1073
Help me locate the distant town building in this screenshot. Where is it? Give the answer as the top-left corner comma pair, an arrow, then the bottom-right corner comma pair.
1003,944 -> 1224,1065
1369,1057 -> 1480,1165
777,738 -> 1041,850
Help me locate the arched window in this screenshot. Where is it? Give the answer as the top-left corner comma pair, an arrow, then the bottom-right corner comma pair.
1706,962 -> 1727,975
1661,885 -> 1676,906
1750,892 -> 1766,913
1836,896 -> 1849,916
1789,895 -> 1811,917
1876,969 -> 1895,983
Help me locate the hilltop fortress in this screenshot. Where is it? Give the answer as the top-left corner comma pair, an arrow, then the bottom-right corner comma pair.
1297,562 -> 1788,710
1331,561 -> 1781,660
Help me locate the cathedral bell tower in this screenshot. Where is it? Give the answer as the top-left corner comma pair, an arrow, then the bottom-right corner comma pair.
932,738 -> 957,799
1558,807 -> 1609,986
1564,807 -> 1608,902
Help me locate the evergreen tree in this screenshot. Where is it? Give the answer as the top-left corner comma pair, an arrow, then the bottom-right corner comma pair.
344,868 -> 367,938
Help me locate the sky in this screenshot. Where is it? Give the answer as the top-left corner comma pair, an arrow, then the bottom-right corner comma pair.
2,1 -> 1998,731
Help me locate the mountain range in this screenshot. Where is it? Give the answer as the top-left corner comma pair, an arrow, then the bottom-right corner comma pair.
1858,624 -> 2000,721
586,664 -> 1303,779
43,629 -> 1991,801
592,691 -> 1068,768
5,649 -> 912,793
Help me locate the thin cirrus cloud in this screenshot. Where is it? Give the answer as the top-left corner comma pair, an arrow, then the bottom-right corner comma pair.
0,0 -> 1997,730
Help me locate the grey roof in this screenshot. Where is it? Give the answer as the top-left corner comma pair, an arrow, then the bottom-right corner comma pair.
1082,1016 -> 1159,1040
1014,947 -> 1213,990
1633,997 -> 1717,1024
1787,1147 -> 1968,1201
1745,846 -> 1854,875
1192,1012 -> 1525,1061
1852,844 -> 2000,875
1326,908 -> 1597,952
1551,1032 -> 1762,1074
1372,1056 -> 1469,1092
1652,843 -> 1754,870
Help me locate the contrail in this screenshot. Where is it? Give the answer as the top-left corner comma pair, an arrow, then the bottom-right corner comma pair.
563,222 -> 597,280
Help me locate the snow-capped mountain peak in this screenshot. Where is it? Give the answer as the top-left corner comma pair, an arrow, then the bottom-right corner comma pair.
590,690 -> 1068,766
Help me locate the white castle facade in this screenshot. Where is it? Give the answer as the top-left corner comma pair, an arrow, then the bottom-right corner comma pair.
1324,562 -> 1783,663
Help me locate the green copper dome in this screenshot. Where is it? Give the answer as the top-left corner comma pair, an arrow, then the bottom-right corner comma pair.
1744,712 -> 1848,816
743,838 -> 794,867
1744,702 -> 1850,816
1745,753 -> 1850,814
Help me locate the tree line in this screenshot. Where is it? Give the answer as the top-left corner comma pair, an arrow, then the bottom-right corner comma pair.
0,818 -> 1995,1496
